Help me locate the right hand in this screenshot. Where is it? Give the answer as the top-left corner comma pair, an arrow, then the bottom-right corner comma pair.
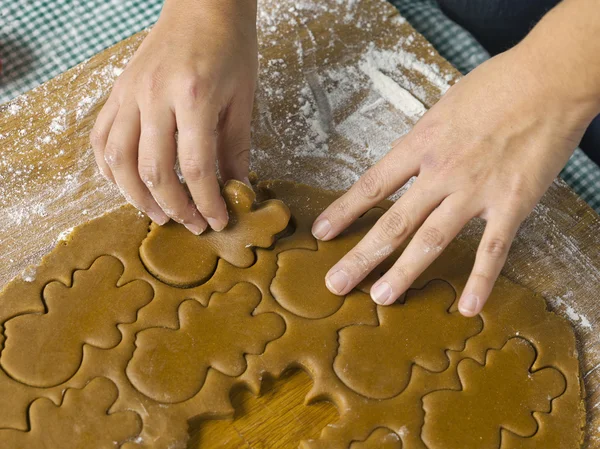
312,43 -> 598,317
91,0 -> 258,234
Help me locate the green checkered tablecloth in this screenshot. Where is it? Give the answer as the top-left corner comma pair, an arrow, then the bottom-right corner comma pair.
0,1 -> 162,100
1,0 -> 598,212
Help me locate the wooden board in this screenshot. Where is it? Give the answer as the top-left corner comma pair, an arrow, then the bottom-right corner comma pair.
190,369 -> 339,448
0,0 -> 599,446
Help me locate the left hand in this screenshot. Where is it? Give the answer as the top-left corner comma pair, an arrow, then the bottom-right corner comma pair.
90,0 -> 258,234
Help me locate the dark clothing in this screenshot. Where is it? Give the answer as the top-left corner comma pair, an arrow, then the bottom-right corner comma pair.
582,116 -> 600,165
437,0 -> 600,166
437,0 -> 559,55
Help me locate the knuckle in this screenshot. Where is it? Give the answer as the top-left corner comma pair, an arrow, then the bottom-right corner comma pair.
471,270 -> 493,285
179,73 -> 210,103
237,146 -> 250,159
235,148 -> 251,167
378,208 -> 411,241
334,199 -> 353,220
347,249 -> 372,275
357,168 -> 384,200
442,200 -> 469,218
420,226 -> 446,250
467,169 -> 483,185
180,159 -> 213,183
230,145 -> 250,163
181,75 -> 202,102
142,71 -> 165,97
138,160 -> 163,188
481,237 -> 509,259
390,263 -> 410,283
104,142 -> 129,167
412,122 -> 441,149
422,149 -> 455,174
90,128 -> 106,149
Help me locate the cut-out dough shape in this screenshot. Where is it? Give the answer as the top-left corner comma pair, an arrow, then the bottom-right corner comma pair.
350,428 -> 402,449
1,256 -> 153,388
422,337 -> 567,449
242,289 -> 378,398
0,377 -> 141,449
140,180 -> 291,287
126,282 -> 285,403
334,280 -> 483,399
272,208 -> 398,319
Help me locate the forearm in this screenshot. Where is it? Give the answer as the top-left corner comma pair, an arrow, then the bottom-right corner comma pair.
517,0 -> 600,122
159,0 -> 258,36
162,0 -> 257,16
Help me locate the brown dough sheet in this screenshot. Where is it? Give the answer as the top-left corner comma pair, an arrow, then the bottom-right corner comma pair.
0,179 -> 585,449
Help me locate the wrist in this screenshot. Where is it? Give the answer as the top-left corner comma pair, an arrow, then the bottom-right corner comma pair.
160,0 -> 257,32
163,0 -> 257,14
515,0 -> 600,123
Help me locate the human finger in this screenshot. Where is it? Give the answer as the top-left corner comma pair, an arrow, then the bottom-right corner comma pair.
369,192 -> 475,305
176,104 -> 228,231
90,96 -> 119,182
458,215 -> 519,316
138,108 -> 207,234
104,103 -> 168,225
324,179 -> 443,296
217,97 -> 253,185
312,136 -> 416,241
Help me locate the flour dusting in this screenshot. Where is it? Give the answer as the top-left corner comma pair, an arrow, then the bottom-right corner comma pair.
549,291 -> 593,330
21,266 -> 36,283
359,53 -> 427,119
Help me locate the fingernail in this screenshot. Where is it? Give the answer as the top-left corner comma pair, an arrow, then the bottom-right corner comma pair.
185,222 -> 206,235
207,217 -> 226,232
459,293 -> 480,316
243,177 -> 252,187
371,281 -> 393,305
147,210 -> 169,226
326,270 -> 349,295
312,218 -> 331,240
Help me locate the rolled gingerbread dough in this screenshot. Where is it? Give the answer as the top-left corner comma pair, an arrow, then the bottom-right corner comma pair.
0,179 -> 585,449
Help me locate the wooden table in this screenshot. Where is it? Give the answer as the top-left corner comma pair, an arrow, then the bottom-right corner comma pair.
1,0 -> 598,446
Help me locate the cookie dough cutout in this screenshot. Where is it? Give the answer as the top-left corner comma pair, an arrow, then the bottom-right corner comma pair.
140,180 -> 291,288
241,290 -> 379,400
256,179 -> 344,251
1,256 -> 153,388
422,337 -> 567,449
0,377 -> 141,449
271,208 -> 399,319
126,282 -> 285,403
334,280 -> 483,399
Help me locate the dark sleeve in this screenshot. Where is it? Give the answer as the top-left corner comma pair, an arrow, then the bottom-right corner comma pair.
436,0 -> 559,55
